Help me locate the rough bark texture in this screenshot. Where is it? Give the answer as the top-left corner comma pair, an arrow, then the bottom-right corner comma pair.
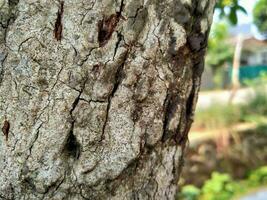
0,0 -> 215,199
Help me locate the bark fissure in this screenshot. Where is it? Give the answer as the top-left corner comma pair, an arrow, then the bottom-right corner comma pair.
77,47 -> 98,66
128,5 -> 144,25
0,54 -> 8,86
64,78 -> 89,159
0,0 -> 19,46
162,92 -> 171,142
54,1 -> 64,41
47,174 -> 66,198
100,51 -> 129,141
113,31 -> 124,60
28,123 -> 43,156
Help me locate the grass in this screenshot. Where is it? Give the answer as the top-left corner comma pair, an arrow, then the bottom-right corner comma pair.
193,86 -> 267,130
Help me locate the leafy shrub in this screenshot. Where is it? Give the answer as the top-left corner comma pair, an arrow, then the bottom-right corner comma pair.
247,166 -> 267,187
180,185 -> 200,200
194,73 -> 267,130
241,73 -> 267,122
200,173 -> 240,200
180,166 -> 267,200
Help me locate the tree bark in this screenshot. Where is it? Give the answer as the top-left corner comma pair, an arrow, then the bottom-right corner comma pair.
0,0 -> 215,199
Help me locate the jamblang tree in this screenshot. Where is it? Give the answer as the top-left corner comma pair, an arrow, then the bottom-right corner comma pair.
0,0 -> 215,199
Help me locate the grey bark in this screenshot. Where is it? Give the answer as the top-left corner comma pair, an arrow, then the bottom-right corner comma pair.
0,0 -> 215,199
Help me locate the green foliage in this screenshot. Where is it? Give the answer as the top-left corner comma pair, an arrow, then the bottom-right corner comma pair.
180,185 -> 200,200
241,93 -> 267,121
200,173 -> 241,200
241,73 -> 267,120
253,0 -> 267,35
247,166 -> 267,187
243,72 -> 267,87
205,0 -> 247,74
216,0 -> 247,25
206,22 -> 234,71
195,73 -> 267,130
180,166 -> 267,200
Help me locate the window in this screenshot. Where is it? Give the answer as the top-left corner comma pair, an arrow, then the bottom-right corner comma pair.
241,51 -> 250,65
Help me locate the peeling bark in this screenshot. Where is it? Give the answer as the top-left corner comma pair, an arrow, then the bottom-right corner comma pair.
0,0 -> 215,199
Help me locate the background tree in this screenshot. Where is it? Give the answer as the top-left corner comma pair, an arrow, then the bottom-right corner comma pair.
206,0 -> 246,89
206,22 -> 234,70
206,22 -> 234,88
253,0 -> 267,37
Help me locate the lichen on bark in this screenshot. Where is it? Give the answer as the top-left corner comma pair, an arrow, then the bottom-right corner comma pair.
0,0 -> 215,199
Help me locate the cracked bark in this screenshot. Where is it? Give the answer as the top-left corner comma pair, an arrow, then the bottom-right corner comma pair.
0,0 -> 215,199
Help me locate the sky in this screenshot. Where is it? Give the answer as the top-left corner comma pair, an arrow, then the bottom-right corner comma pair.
213,0 -> 265,38
237,0 -> 257,25
214,0 -> 257,25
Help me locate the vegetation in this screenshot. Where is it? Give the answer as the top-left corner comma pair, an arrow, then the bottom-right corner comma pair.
194,74 -> 267,130
253,0 -> 267,36
181,2 -> 267,200
194,103 -> 240,130
179,166 -> 267,200
205,0 -> 247,89
216,0 -> 247,25
194,97 -> 267,130
205,22 -> 234,88
206,23 -> 233,72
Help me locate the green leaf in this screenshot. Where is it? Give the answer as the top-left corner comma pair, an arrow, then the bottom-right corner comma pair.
229,8 -> 238,25
216,0 -> 247,25
236,5 -> 247,14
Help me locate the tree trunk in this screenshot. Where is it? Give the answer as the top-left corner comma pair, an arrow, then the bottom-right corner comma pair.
0,0 -> 215,199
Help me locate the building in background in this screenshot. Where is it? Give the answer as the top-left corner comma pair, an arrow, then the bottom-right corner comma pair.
202,23 -> 267,90
229,24 -> 267,84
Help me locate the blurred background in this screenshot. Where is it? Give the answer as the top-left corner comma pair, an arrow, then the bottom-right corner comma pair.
179,0 -> 267,199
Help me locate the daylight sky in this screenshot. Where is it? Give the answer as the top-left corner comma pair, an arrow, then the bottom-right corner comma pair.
237,0 -> 257,24
214,0 -> 257,25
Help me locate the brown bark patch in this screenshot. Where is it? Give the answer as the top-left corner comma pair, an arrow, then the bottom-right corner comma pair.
54,1 -> 64,41
97,0 -> 125,47
2,120 -> 10,141
97,13 -> 121,47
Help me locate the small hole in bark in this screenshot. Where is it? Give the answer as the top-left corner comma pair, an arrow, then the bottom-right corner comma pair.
64,129 -> 81,159
22,177 -> 36,191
